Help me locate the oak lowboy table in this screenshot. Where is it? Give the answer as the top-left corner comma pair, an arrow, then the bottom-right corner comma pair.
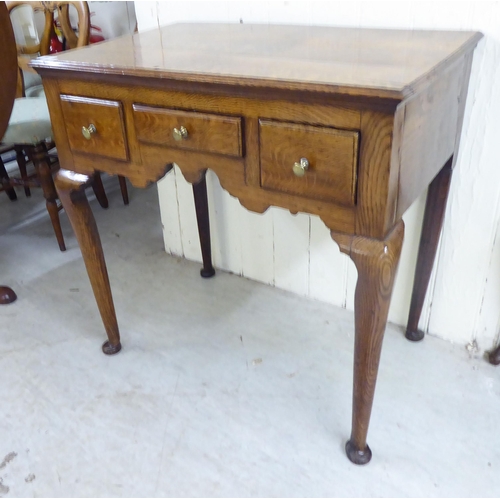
32,23 -> 482,465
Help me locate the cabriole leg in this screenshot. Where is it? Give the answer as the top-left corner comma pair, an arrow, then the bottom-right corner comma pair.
55,169 -> 121,355
406,157 -> 453,341
91,172 -> 109,209
192,171 -> 215,278
332,220 -> 404,465
118,175 -> 129,205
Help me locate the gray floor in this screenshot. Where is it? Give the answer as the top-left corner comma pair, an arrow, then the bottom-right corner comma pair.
0,175 -> 499,497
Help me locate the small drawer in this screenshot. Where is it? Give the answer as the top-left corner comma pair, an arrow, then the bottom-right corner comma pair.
259,120 -> 359,206
59,95 -> 128,161
133,105 -> 243,157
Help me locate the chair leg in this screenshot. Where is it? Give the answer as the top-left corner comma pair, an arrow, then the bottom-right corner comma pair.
0,156 -> 17,201
15,146 -> 30,197
118,176 -> 129,205
92,172 -> 109,209
29,144 -> 66,251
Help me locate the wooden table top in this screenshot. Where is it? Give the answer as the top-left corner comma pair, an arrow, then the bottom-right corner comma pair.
32,23 -> 482,101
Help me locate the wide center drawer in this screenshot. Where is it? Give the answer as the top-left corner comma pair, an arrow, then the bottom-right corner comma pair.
259,119 -> 359,206
59,95 -> 129,161
133,105 -> 243,157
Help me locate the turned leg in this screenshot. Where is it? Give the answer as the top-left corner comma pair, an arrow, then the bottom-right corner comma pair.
15,146 -> 30,197
55,169 -> 121,355
0,157 -> 17,200
29,144 -> 66,252
405,157 -> 453,341
0,286 -> 17,304
118,176 -> 129,205
91,172 -> 109,209
332,220 -> 404,465
192,171 -> 215,278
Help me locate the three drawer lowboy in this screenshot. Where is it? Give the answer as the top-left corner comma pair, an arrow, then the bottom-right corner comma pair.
32,23 -> 482,464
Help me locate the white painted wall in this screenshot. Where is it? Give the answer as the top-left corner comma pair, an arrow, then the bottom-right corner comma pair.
88,1 -> 136,40
134,1 -> 500,352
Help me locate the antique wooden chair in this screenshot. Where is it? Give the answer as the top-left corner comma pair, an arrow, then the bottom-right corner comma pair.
0,1 -> 129,251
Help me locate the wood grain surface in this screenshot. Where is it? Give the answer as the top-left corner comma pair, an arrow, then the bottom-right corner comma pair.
133,105 -> 242,157
60,95 -> 129,161
332,220 -> 405,464
259,119 -> 358,206
405,158 -> 453,342
33,20 -> 483,464
31,23 -> 482,102
55,169 -> 122,354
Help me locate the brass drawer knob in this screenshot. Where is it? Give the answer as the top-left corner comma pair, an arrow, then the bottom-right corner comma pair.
173,126 -> 188,141
81,124 -> 96,140
293,157 -> 309,177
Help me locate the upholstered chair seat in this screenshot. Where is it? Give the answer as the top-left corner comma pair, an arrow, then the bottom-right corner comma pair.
1,97 -> 52,145
22,70 -> 43,97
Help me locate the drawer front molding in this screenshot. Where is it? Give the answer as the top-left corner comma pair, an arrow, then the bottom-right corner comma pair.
259,119 -> 359,206
133,104 -> 243,157
60,95 -> 129,161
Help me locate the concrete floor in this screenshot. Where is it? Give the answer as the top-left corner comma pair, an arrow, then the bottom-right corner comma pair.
0,175 -> 499,497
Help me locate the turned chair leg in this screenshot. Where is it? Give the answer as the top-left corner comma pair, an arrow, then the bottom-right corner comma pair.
192,171 -> 215,278
406,157 -> 453,341
332,221 -> 404,465
0,156 -> 17,200
15,145 -> 30,197
28,144 -> 66,252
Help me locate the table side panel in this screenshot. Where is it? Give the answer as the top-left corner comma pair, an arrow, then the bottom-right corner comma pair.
395,52 -> 473,220
42,78 -> 76,173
